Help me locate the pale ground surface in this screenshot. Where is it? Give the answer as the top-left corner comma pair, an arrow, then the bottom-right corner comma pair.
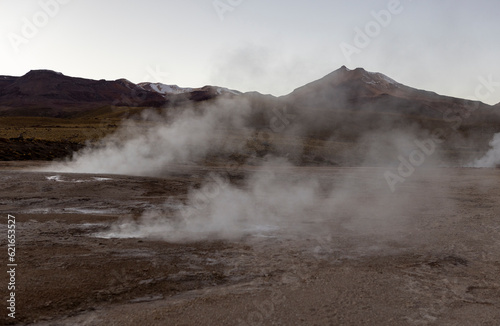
0,162 -> 499,325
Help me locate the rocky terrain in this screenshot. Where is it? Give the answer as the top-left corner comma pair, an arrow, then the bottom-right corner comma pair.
0,163 -> 500,325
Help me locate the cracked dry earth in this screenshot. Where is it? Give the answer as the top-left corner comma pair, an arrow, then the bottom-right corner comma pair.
0,162 -> 499,325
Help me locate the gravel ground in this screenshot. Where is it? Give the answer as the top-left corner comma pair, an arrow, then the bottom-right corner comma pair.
0,163 -> 499,325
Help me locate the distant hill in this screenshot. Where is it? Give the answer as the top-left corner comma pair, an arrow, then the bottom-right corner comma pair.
246,66 -> 500,142
0,70 -> 239,117
283,66 -> 492,121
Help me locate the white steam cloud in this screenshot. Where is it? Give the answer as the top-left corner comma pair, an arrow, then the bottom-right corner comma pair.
100,159 -> 322,241
43,98 -> 253,176
96,158 -> 426,243
469,133 -> 500,168
40,96 -> 450,243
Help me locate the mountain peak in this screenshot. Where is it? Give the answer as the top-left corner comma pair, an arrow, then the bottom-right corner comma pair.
336,65 -> 364,75
24,69 -> 64,78
286,66 -> 433,111
333,66 -> 397,85
292,66 -> 400,97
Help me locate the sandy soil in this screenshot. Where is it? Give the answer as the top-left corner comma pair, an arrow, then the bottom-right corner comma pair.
1,162 -> 500,325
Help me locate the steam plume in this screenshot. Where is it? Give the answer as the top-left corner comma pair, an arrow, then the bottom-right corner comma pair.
39,95 -> 450,243
469,133 -> 500,167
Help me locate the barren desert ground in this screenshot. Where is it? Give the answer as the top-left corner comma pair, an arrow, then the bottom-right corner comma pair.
0,161 -> 499,325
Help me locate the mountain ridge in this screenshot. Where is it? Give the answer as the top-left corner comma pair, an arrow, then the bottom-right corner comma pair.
1,67 -> 500,164
0,70 -> 241,117
0,67 -> 497,119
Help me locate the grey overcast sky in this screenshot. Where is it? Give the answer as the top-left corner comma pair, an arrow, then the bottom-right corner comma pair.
1,0 -> 499,104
